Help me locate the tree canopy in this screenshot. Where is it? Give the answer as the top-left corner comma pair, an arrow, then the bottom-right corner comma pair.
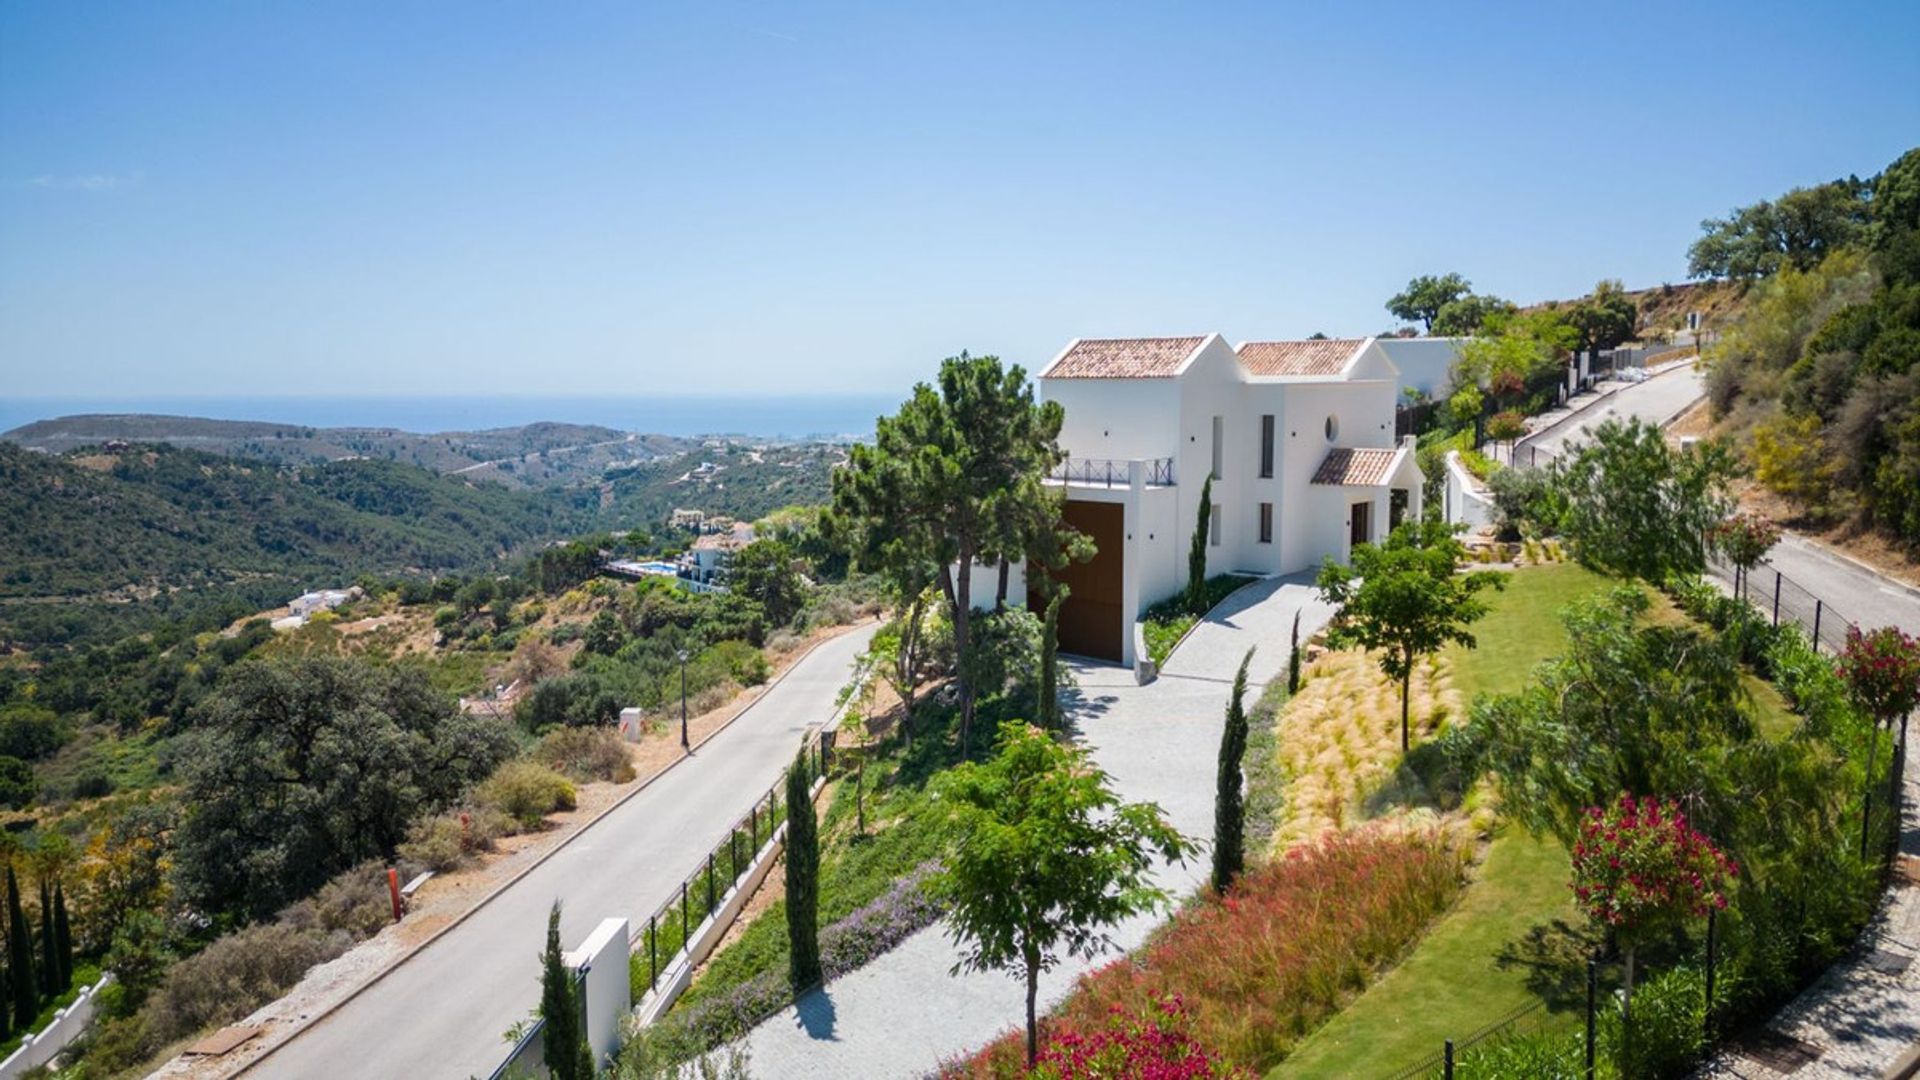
1688,176 -> 1873,280
1387,273 -> 1473,332
829,354 -> 1072,746
173,657 -> 516,919
932,721 -> 1192,1066
1547,418 -> 1738,582
1316,521 -> 1504,751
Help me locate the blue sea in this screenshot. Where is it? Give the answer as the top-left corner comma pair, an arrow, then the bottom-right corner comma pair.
0,393 -> 905,440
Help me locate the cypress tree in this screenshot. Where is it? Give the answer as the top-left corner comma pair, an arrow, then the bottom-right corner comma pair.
784,748 -> 821,992
537,901 -> 593,1080
1187,476 -> 1212,612
6,868 -> 36,1028
52,886 -> 72,993
1038,589 -> 1065,730
35,879 -> 53,999
1211,649 -> 1255,895
1287,611 -> 1303,696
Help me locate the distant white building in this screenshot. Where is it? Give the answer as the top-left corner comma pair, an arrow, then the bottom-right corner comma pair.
689,523 -> 755,582
1375,336 -> 1468,400
289,588 -> 354,619
1033,335 -> 1421,667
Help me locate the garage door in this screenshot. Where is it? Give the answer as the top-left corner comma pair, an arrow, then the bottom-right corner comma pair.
1029,499 -> 1124,663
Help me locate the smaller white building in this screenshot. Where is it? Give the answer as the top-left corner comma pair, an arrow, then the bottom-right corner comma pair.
289,588 -> 354,619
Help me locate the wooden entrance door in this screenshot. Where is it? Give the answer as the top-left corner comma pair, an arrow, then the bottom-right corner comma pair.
1030,500 -> 1125,663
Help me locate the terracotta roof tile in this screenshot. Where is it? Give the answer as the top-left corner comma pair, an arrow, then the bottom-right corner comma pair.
1236,338 -> 1366,377
1311,447 -> 1401,486
1046,337 -> 1207,379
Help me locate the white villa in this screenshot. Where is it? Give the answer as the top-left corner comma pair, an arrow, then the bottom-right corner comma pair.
1030,334 -> 1422,666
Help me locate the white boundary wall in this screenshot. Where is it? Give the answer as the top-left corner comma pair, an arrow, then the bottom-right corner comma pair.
0,973 -> 115,1078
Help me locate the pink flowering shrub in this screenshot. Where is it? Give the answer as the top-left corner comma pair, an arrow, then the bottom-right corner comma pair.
943,996 -> 1248,1080
1707,513 -> 1781,572
1570,794 -> 1737,942
1835,626 -> 1920,727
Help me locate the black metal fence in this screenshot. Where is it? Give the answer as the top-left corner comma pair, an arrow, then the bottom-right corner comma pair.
635,730 -> 835,998
1704,554 -> 1856,655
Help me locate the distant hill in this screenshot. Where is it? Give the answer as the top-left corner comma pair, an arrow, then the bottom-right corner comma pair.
0,433 -> 842,650
0,440 -> 607,648
1,414 -> 697,489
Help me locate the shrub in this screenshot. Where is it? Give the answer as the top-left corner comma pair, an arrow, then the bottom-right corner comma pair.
536,726 -> 637,784
400,806 -> 513,871
1027,829 -> 1465,1071
945,994 -> 1249,1079
145,923 -> 349,1044
475,761 -> 577,829
278,862 -> 395,940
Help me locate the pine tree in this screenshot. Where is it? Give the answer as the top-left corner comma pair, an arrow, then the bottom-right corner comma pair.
52,886 -> 72,993
1212,649 -> 1255,895
35,879 -> 53,999
1038,589 -> 1065,730
6,868 -> 36,1029
537,902 -> 593,1080
1187,476 -> 1213,612
784,748 -> 822,992
1287,610 -> 1303,696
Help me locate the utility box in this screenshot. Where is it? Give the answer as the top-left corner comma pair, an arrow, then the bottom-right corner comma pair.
618,707 -> 644,742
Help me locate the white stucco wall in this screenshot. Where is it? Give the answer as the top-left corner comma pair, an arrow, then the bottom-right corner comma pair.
1376,337 -> 1467,399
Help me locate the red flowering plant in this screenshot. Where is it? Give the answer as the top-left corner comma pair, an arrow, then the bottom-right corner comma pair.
1707,514 -> 1780,596
1836,626 -> 1920,731
1028,995 -> 1248,1080
1570,794 -> 1737,1020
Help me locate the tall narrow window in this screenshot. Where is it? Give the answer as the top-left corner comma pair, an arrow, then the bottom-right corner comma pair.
1210,415 -> 1224,480
1259,502 -> 1273,543
1259,415 -> 1274,478
1210,505 -> 1222,547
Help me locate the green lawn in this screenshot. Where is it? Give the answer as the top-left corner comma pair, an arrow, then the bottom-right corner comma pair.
1271,561 -> 1802,1078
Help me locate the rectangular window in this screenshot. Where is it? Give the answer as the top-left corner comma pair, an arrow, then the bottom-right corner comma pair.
1259,415 -> 1274,478
1259,502 -> 1273,543
1210,505 -> 1222,547
1210,415 -> 1224,480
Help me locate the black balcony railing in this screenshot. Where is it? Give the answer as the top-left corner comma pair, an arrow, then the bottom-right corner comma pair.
1048,456 -> 1175,488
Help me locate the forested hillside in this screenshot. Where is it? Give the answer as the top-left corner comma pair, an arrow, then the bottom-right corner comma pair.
0,442 -> 601,647
1698,145 -> 1920,549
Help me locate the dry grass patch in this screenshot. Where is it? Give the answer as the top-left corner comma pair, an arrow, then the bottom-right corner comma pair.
1266,646 -> 1464,853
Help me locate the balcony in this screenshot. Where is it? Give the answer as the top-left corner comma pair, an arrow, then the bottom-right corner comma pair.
1048,456 -> 1175,489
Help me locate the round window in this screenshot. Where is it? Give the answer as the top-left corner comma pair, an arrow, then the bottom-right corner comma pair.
1324,415 -> 1339,442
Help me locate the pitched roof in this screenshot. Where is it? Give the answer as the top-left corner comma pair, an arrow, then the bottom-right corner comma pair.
1310,447 -> 1402,487
1236,338 -> 1367,377
1044,337 -> 1207,379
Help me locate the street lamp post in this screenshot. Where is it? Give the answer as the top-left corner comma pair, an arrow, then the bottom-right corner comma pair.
678,648 -> 690,750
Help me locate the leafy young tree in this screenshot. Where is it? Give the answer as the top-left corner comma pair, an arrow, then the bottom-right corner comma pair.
1188,475 -> 1213,613
1388,273 -> 1473,332
1707,513 -> 1781,598
1564,279 -> 1638,359
1212,649 -> 1255,895
933,721 -> 1193,1066
830,355 -> 1070,748
1316,521 -> 1505,751
538,901 -> 594,1080
1549,418 -> 1738,582
729,538 -> 806,629
173,657 -> 516,919
784,747 -> 821,993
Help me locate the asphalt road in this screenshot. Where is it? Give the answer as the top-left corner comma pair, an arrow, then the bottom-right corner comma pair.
242,622 -> 878,1080
1517,363 -> 1920,635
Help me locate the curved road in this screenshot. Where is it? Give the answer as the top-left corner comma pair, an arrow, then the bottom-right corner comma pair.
241,622 -> 878,1080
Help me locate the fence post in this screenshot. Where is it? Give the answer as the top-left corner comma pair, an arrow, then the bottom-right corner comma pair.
751,804 -> 759,847
1704,907 -> 1717,1033
1772,571 -> 1783,626
1862,787 -> 1874,861
1812,600 -> 1824,652
681,880 -> 690,945
1443,1039 -> 1454,1080
731,828 -> 740,880
707,852 -> 716,915
649,915 -> 657,989
1585,958 -> 1597,1080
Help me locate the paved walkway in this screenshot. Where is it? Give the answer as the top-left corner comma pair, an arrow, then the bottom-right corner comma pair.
1160,571 -> 1335,687
238,623 -> 878,1080
735,584 -> 1334,1078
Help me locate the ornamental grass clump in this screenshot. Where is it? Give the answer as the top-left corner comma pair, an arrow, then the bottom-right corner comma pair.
942,827 -> 1463,1074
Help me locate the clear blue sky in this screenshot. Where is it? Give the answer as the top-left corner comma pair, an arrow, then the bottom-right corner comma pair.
3,2 -> 1917,400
